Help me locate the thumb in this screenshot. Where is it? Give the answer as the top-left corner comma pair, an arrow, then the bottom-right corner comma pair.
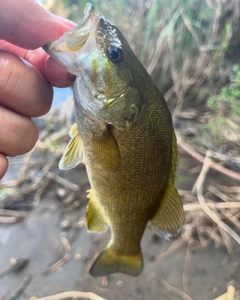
0,0 -> 72,49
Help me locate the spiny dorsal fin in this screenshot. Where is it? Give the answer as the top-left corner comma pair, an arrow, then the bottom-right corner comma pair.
59,128 -> 83,170
150,132 -> 184,240
86,189 -> 108,232
90,244 -> 143,276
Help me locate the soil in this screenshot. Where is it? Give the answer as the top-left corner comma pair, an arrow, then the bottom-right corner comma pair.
1,153 -> 240,300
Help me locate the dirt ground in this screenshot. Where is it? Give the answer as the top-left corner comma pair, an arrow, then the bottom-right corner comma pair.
1,152 -> 240,300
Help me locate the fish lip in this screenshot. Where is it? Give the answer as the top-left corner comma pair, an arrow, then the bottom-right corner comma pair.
62,3 -> 99,51
43,2 -> 99,55
71,2 -> 95,32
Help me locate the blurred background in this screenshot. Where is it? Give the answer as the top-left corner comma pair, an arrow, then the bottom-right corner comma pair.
1,1 -> 240,299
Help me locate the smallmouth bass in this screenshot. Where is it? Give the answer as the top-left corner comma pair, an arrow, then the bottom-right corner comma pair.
44,2 -> 184,276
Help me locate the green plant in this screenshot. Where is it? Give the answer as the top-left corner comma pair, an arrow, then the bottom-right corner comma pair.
207,64 -> 240,117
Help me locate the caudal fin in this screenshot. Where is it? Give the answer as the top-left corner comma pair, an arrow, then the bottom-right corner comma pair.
90,246 -> 143,277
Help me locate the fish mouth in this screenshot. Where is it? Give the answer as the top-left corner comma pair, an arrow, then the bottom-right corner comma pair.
43,3 -> 100,68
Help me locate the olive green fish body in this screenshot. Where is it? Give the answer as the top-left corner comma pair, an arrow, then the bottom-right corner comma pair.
44,2 -> 184,276
82,90 -> 171,241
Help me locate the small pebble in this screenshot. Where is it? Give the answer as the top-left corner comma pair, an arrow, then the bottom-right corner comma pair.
56,188 -> 67,199
60,220 -> 72,230
233,261 -> 239,268
41,285 -> 49,294
56,285 -> 63,293
74,253 -> 82,261
117,280 -> 123,288
221,259 -> 227,266
212,287 -> 218,293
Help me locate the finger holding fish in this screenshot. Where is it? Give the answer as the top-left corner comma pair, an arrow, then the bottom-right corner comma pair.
0,105 -> 38,157
0,0 -> 77,180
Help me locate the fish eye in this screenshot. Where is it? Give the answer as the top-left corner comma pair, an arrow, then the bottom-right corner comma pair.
107,44 -> 124,64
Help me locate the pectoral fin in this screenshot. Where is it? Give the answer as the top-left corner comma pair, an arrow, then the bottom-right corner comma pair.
69,123 -> 78,138
86,190 -> 108,232
59,126 -> 83,170
93,129 -> 121,170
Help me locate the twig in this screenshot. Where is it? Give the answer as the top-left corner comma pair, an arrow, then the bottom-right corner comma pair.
220,208 -> 240,230
214,285 -> 236,300
29,291 -> 106,300
182,244 -> 192,295
177,136 -> 240,182
43,129 -> 68,144
0,290 -> 9,300
201,227 -> 223,249
9,161 -> 55,197
196,152 -> 240,244
184,202 -> 240,211
195,224 -> 211,250
218,227 -> 233,254
155,237 -> 186,262
9,274 -> 32,300
46,172 -> 79,191
158,275 -> 194,300
43,253 -> 71,275
72,216 -> 86,228
178,2 -> 200,46
32,181 -> 50,208
0,209 -> 27,223
0,216 -> 22,223
215,185 -> 240,194
0,209 -> 27,217
207,185 -> 232,202
195,216 -> 207,247
226,285 -> 236,300
211,0 -> 223,41
0,256 -> 29,279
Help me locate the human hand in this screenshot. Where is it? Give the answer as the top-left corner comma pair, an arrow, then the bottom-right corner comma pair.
0,0 -> 75,179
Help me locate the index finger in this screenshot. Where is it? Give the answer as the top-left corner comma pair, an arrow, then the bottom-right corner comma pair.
0,40 -> 75,87
0,0 -> 74,49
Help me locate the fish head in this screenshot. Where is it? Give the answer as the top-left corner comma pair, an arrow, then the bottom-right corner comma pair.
44,2 -> 141,129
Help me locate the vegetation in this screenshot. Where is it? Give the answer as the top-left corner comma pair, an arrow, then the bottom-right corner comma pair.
201,63 -> 240,147
207,64 -> 240,118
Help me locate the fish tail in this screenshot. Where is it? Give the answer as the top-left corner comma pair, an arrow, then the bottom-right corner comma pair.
90,245 -> 143,276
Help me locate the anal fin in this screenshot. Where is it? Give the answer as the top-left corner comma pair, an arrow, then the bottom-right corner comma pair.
86,190 -> 108,232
